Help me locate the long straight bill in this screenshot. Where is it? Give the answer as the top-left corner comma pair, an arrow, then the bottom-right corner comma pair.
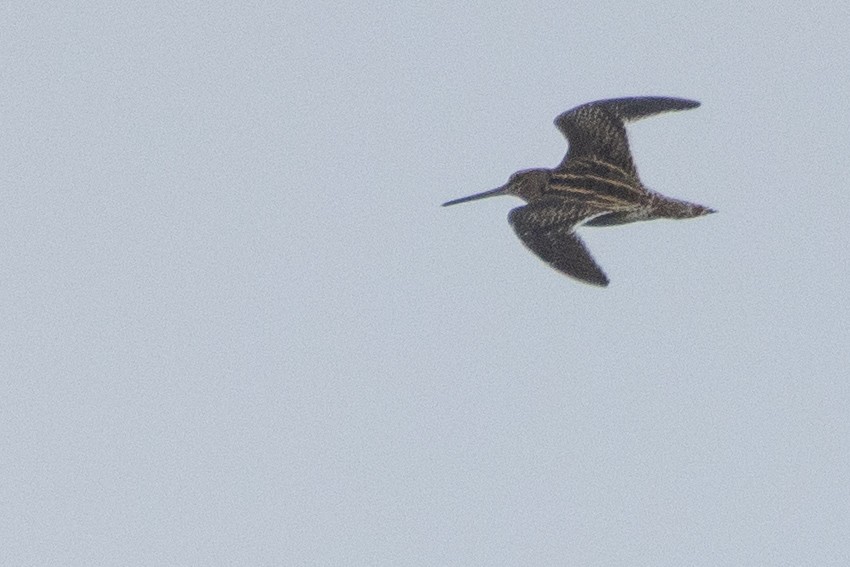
441,185 -> 507,207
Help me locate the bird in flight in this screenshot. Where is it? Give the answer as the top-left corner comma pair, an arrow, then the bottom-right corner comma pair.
442,96 -> 715,287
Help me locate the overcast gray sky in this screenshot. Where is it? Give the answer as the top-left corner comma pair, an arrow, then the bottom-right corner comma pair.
3,2 -> 849,565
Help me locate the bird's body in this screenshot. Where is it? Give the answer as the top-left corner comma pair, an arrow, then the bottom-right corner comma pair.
442,96 -> 715,287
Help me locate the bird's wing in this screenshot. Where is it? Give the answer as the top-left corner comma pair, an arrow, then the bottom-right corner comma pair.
508,198 -> 610,286
553,97 -> 700,176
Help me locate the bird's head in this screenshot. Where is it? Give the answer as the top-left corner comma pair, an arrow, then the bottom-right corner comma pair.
442,168 -> 550,207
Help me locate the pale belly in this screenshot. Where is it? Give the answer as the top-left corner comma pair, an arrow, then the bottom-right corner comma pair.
582,207 -> 654,226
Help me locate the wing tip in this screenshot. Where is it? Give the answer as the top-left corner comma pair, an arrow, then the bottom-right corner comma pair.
577,271 -> 610,287
678,98 -> 701,110
554,96 -> 701,124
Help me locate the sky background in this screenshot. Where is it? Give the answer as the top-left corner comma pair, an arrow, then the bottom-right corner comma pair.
3,2 -> 849,565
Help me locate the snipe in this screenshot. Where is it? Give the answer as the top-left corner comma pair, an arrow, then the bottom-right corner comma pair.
443,96 -> 715,287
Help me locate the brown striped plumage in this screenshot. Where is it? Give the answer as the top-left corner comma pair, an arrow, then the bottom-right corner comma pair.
442,96 -> 715,287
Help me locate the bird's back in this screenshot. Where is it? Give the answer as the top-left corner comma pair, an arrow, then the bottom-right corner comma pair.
546,157 -> 646,208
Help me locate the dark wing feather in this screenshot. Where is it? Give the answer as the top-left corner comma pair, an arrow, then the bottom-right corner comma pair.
508,199 -> 610,287
553,97 -> 700,176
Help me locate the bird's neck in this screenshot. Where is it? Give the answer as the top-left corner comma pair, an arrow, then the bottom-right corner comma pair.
512,168 -> 552,202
